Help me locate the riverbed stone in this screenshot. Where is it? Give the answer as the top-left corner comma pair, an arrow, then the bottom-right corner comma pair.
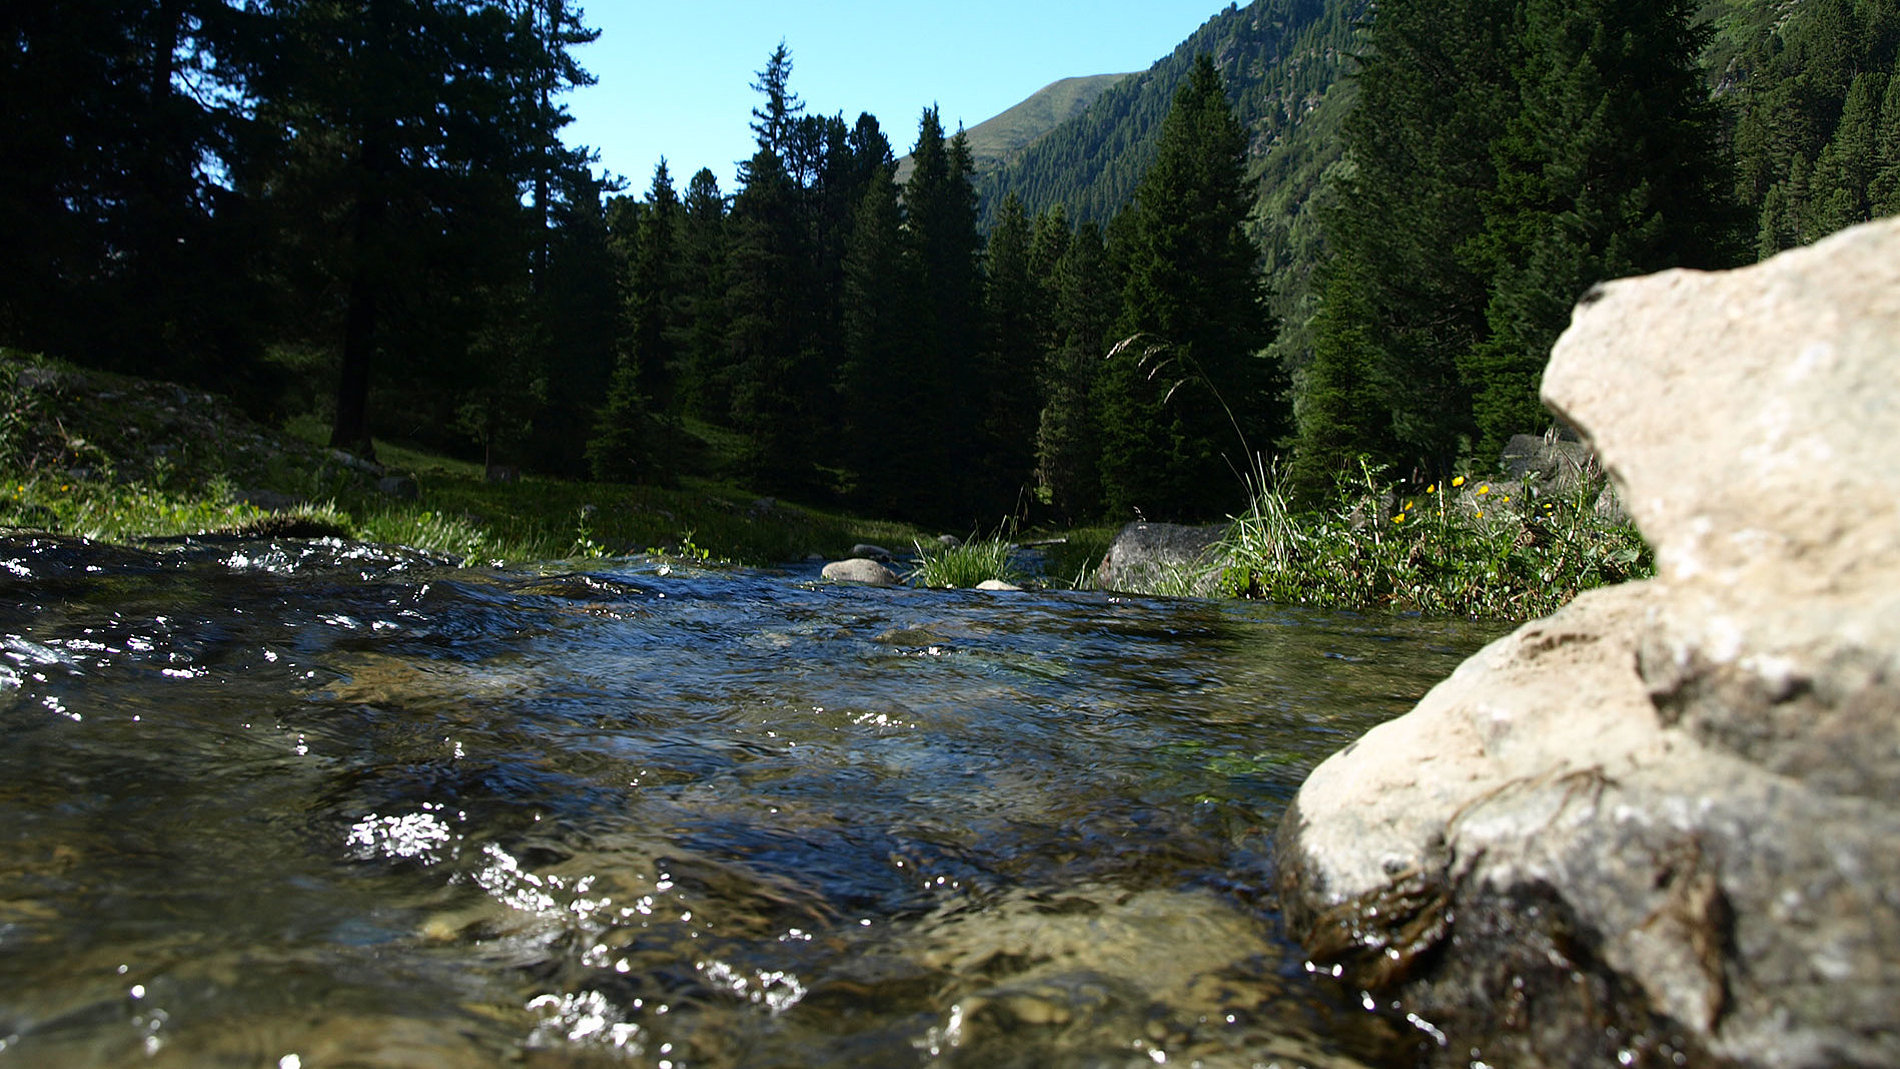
1277,216 -> 1900,1068
974,579 -> 1021,592
821,558 -> 898,586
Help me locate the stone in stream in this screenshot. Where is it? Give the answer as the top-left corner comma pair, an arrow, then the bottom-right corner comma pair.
821,558 -> 898,587
1276,217 -> 1900,1069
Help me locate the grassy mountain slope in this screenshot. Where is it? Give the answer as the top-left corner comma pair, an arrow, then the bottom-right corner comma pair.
896,73 -> 1135,184
974,0 -> 1351,227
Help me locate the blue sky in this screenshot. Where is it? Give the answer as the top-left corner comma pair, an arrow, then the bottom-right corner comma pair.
561,1 -> 1229,195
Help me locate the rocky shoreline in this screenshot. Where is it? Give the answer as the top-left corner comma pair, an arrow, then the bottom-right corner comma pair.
1275,218 -> 1900,1067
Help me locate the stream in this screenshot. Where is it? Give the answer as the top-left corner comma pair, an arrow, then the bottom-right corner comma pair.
0,533 -> 1505,1067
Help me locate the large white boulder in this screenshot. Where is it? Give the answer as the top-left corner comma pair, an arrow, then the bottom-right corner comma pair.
1277,218 -> 1900,1068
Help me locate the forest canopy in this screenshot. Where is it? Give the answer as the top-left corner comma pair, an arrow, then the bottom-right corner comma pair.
4,0 -> 1893,530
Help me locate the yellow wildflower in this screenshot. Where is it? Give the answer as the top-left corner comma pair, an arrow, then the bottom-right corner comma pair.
1477,484 -> 1491,495
1404,500 -> 1415,511
1426,483 -> 1437,494
1393,513 -> 1407,524
1452,476 -> 1466,487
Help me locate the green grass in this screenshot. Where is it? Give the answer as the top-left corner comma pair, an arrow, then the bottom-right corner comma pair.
0,351 -> 924,566
1208,460 -> 1653,619
906,535 -> 1034,590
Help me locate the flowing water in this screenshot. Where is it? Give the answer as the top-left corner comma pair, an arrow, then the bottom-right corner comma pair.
0,534 -> 1505,1068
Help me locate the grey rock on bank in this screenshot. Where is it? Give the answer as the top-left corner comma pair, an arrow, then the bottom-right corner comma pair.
821,558 -> 898,587
1277,217 -> 1900,1068
1093,522 -> 1225,594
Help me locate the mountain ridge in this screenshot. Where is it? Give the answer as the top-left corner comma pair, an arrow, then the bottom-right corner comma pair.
893,73 -> 1135,185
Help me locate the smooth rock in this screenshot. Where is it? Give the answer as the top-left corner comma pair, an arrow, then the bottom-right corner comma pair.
1093,522 -> 1225,595
1278,217 -> 1900,1069
974,579 -> 1021,592
821,559 -> 898,587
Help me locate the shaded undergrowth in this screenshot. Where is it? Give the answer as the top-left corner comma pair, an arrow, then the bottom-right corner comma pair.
0,352 -> 919,566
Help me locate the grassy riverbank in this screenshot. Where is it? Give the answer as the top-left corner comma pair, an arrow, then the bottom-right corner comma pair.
1,350 -> 1649,618
1209,462 -> 1652,619
0,352 -> 920,566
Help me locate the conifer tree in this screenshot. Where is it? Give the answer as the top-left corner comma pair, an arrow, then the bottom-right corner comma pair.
676,168 -> 731,423
1036,221 -> 1113,522
1291,0 -> 1518,494
726,147 -> 821,495
900,108 -> 987,524
838,165 -> 911,513
1460,0 -> 1742,457
1098,55 -> 1276,521
749,41 -> 804,159
626,161 -> 685,412
978,193 -> 1042,515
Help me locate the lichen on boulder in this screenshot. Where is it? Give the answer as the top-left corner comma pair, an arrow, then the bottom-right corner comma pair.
1276,218 -> 1900,1068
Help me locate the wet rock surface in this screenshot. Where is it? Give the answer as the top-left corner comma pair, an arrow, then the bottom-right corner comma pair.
1277,217 -> 1900,1068
820,557 -> 899,586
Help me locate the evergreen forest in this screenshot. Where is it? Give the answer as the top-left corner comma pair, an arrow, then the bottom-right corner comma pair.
5,0 -> 1896,532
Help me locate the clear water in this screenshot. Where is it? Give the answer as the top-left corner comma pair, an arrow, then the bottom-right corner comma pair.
0,534 -> 1503,1068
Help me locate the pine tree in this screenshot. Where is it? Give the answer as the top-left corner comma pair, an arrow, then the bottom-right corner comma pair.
978,193 -> 1042,515
1036,221 -> 1113,522
1291,0 -> 1518,493
1098,55 -> 1276,522
531,164 -> 620,475
1806,70 -> 1887,234
1872,61 -> 1900,215
749,41 -> 805,159
1461,0 -> 1743,458
726,148 -> 821,495
625,161 -> 684,412
676,168 -> 731,423
900,108 -> 987,524
838,165 -> 911,513
587,161 -> 685,483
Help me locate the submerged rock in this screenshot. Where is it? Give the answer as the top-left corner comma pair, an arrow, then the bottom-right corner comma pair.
1277,217 -> 1900,1068
821,558 -> 898,587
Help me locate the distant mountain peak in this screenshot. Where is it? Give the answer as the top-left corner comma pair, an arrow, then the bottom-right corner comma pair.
894,73 -> 1134,185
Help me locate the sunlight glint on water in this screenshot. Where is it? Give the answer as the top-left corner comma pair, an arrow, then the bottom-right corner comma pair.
0,534 -> 1503,1067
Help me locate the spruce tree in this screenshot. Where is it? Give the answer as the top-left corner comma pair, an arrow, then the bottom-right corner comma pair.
1461,0 -> 1743,458
900,108 -> 987,525
838,165 -> 911,513
676,168 -> 730,423
726,147 -> 821,495
978,193 -> 1042,516
626,161 -> 684,412
1291,0 -> 1518,494
1098,55 -> 1276,522
1036,221 -> 1113,523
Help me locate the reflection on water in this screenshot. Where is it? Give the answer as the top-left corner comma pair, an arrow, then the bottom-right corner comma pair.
0,534 -> 1503,1067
